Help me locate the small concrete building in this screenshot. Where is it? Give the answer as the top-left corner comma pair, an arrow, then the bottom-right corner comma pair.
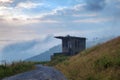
55,35 -> 86,55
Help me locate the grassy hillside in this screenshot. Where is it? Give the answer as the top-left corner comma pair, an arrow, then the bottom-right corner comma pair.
47,54 -> 70,66
55,37 -> 120,80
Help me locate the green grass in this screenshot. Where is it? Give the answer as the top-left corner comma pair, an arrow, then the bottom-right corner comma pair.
0,61 -> 35,79
47,54 -> 70,66
94,56 -> 113,70
94,54 -> 120,71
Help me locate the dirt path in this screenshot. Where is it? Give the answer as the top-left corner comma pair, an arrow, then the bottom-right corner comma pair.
3,65 -> 67,80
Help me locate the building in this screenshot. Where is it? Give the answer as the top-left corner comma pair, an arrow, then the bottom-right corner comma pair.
55,35 -> 86,55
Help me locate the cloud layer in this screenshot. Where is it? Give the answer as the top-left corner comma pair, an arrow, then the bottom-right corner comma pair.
85,0 -> 106,11
1,35 -> 60,62
0,0 -> 13,3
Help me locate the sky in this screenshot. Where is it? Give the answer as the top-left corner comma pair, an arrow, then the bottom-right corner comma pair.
0,0 -> 120,62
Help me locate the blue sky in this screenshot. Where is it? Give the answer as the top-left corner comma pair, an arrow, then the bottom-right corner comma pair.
0,0 -> 120,62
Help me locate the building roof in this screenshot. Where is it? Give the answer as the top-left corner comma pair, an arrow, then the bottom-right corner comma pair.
55,35 -> 86,40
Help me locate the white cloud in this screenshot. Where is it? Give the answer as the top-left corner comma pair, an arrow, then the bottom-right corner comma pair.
0,6 -> 13,16
74,3 -> 86,11
0,1 -> 58,24
16,1 -> 44,9
0,24 -> 42,50
0,0 -> 13,3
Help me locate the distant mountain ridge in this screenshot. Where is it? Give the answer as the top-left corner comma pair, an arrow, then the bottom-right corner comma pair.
25,45 -> 62,62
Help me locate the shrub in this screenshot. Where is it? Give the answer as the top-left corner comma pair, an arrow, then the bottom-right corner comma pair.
47,54 -> 69,66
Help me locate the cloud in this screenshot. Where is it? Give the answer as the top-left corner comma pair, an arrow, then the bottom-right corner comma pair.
1,40 -> 40,62
0,6 -> 13,16
0,0 -> 119,24
85,0 -> 106,11
0,22 -> 42,50
39,0 -> 120,24
36,4 -> 101,23
0,0 -> 13,3
26,18 -> 59,23
0,1 -> 93,24
2,40 -> 39,53
0,6 -> 58,25
99,0 -> 120,21
16,1 -> 44,9
74,18 -> 112,23
0,1 -> 49,24
1,35 -> 59,62
116,5 -> 120,9
38,4 -> 86,22
73,13 -> 98,17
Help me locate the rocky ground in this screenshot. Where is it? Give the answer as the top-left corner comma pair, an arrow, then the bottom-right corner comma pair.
3,65 -> 67,80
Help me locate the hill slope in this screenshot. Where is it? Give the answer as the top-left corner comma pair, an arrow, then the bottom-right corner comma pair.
56,37 -> 120,80
25,45 -> 62,62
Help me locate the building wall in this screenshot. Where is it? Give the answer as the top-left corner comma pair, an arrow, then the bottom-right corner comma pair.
62,38 -> 86,55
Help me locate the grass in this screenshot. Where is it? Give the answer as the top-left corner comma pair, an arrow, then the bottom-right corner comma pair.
47,54 -> 70,66
94,54 -> 120,71
0,61 -> 35,79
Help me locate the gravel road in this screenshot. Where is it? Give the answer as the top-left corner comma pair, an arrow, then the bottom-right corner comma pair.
3,65 -> 67,80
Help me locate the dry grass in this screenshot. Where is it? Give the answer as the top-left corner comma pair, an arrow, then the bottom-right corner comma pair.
55,37 -> 120,80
